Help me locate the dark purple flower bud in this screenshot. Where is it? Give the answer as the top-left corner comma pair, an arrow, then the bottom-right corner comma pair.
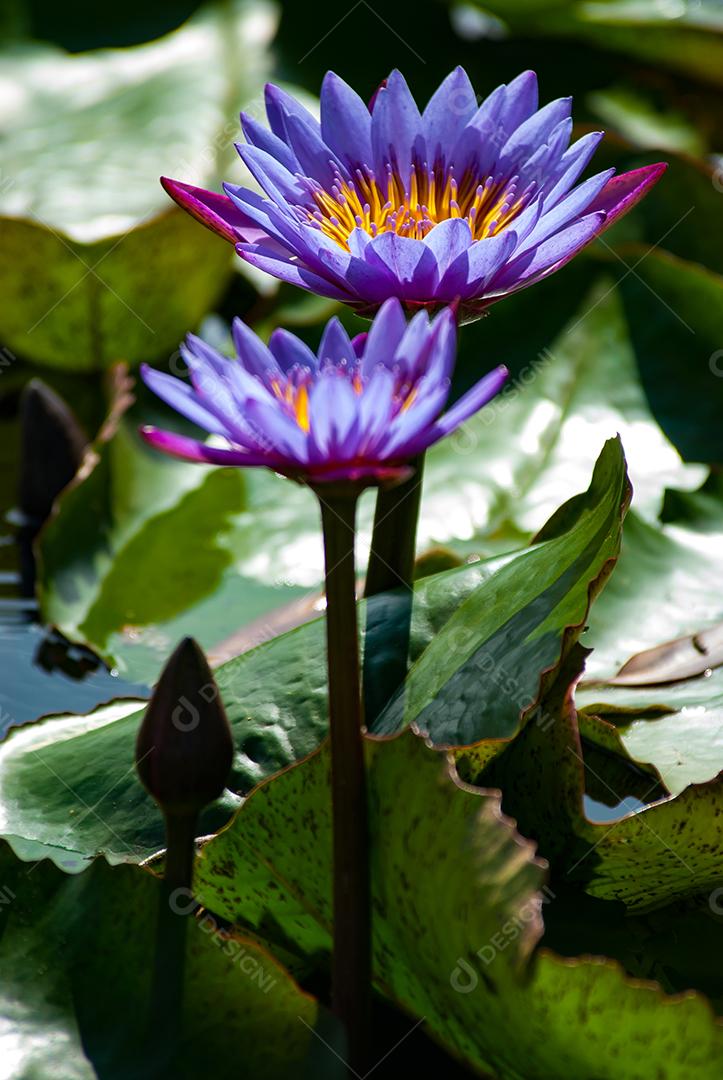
136,637 -> 233,816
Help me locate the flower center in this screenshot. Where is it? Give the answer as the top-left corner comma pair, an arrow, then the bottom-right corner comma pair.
304,161 -> 529,250
271,365 -> 423,432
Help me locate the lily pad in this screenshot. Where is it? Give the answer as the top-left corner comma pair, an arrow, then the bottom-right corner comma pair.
194,731 -> 723,1079
0,0 -> 276,369
0,840 -> 341,1078
4,444 -> 627,867
482,650 -> 723,911
374,437 -> 630,745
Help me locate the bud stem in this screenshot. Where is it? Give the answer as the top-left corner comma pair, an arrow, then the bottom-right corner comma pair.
147,809 -> 198,1068
318,490 -> 371,1075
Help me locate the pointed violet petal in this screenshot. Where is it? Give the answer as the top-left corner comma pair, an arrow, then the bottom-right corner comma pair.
140,365 -> 230,437
497,70 -> 539,141
284,112 -> 347,188
497,97 -> 572,174
240,111 -> 299,173
371,69 -> 423,185
140,427 -> 273,467
236,244 -> 354,301
382,377 -> 450,457
451,83 -> 507,177
160,178 -> 256,244
243,396 -> 309,461
443,230 -> 517,294
360,296 -> 407,375
268,328 -> 318,373
307,373 -> 361,460
542,131 -> 605,207
320,71 -> 373,167
423,66 -> 477,165
423,218 -> 473,279
231,317 -> 279,380
264,83 -> 321,143
223,183 -> 296,253
515,168 -> 615,256
491,210 -> 607,293
357,367 -> 395,453
431,365 -> 508,439
318,317 -> 355,366
586,163 -> 668,228
234,143 -> 308,206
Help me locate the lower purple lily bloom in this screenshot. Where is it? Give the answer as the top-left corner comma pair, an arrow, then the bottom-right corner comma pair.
161,67 -> 666,321
140,299 -> 506,485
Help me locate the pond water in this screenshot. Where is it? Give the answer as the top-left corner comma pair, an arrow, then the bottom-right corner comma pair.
0,371 -> 148,735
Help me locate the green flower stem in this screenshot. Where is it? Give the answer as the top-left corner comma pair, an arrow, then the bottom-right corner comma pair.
363,455 -> 425,723
318,490 -> 371,1074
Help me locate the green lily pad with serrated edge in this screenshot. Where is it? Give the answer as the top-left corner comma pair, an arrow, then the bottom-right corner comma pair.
194,730 -> 723,1079
0,839 -> 343,1079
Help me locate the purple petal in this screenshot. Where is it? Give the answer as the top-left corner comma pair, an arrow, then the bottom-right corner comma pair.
231,317 -> 279,380
423,66 -> 477,165
360,296 -> 407,375
236,244 -> 354,301
586,163 -> 667,228
234,144 -> 309,206
423,219 -> 473,280
160,177 -> 257,245
431,366 -> 508,438
516,168 -> 615,256
317,317 -> 355,366
264,83 -> 321,143
382,377 -> 450,457
284,112 -> 347,189
358,367 -> 395,453
223,184 -> 297,254
542,131 -> 605,207
490,211 -> 607,293
307,374 -> 360,460
371,69 -> 423,184
320,72 -> 373,168
425,307 -> 457,383
140,427 -> 272,467
363,233 -> 439,300
497,97 -> 572,174
268,328 -> 318,373
141,365 -> 230,437
393,309 -> 434,380
497,71 -> 539,142
351,332 -> 367,358
240,111 -> 299,173
444,230 -> 517,294
451,83 -> 507,177
243,397 -> 309,461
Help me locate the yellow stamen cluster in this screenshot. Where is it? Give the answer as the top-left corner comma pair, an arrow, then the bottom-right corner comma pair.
306,162 -> 527,251
272,378 -> 310,431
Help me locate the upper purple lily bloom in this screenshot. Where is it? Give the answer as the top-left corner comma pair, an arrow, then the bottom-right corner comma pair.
161,68 -> 666,321
139,299 -> 506,486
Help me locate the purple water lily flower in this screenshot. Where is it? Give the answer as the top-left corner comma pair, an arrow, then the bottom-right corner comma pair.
161,68 -> 666,321
140,299 -> 506,485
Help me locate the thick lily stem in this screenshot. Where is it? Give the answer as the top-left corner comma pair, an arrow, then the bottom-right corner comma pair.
318,491 -> 371,1075
363,454 -> 425,599
363,455 -> 425,724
